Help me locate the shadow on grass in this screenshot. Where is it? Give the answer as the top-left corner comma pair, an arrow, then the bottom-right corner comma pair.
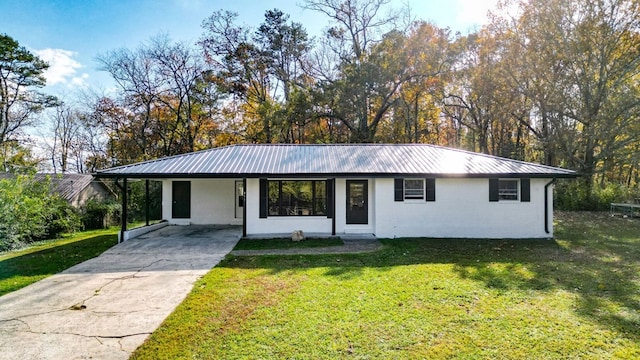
0,234 -> 117,296
218,213 -> 640,342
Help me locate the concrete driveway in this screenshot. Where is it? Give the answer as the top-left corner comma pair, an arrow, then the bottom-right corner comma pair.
0,225 -> 241,360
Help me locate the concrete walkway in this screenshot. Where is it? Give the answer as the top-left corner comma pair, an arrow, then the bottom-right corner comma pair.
0,225 -> 241,360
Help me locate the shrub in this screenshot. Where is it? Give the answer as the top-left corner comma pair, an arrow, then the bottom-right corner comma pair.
555,180 -> 637,211
82,199 -> 121,229
0,175 -> 81,251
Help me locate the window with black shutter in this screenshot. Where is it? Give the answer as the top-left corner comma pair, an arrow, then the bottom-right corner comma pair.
426,178 -> 436,202
520,178 -> 530,202
394,178 -> 404,201
259,178 -> 268,218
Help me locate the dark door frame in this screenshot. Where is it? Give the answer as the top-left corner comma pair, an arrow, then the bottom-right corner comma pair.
346,179 -> 368,224
172,181 -> 191,219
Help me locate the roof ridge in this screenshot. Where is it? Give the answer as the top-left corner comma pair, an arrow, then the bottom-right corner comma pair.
235,143 -> 572,173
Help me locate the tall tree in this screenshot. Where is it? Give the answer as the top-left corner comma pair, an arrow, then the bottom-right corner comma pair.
98,46 -> 162,160
492,0 -> 640,190
305,0 -> 398,142
305,0 -> 449,142
46,103 -> 82,173
443,29 -> 530,158
148,35 -> 207,152
0,34 -> 57,145
200,10 -> 273,142
200,9 -> 312,143
98,36 -> 217,161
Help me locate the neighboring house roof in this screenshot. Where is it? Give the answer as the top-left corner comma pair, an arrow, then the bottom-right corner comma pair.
95,144 -> 577,179
0,173 -> 107,202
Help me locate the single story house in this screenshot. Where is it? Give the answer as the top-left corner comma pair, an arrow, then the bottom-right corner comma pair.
0,173 -> 114,208
95,144 -> 577,240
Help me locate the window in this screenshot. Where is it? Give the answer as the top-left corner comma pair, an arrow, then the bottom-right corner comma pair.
268,180 -> 327,216
395,178 -> 436,202
490,178 -> 530,202
498,179 -> 519,200
404,179 -> 424,200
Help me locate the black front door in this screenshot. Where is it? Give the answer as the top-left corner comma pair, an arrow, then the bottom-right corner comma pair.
172,181 -> 191,219
346,180 -> 368,224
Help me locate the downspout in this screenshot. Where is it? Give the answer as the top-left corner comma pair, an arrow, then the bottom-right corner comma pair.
544,178 -> 557,235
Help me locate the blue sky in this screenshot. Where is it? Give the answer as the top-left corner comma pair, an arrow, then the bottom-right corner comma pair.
1,0 -> 498,96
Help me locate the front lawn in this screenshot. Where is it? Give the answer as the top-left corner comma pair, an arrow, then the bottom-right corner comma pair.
0,228 -> 118,296
234,237 -> 344,250
132,212 -> 640,359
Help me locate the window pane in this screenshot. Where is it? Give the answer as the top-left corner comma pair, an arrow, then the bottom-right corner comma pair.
267,180 -> 329,216
404,179 -> 424,199
314,181 -> 326,215
281,181 -> 313,215
268,181 -> 280,215
498,180 -> 518,200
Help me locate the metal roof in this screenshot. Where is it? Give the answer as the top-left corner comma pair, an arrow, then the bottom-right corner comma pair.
95,144 -> 577,179
0,173 -> 106,201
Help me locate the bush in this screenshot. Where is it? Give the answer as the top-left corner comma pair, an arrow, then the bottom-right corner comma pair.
555,180 -> 637,211
0,175 -> 81,251
82,199 -> 121,229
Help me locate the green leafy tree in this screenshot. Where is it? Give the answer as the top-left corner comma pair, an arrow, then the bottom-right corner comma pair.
0,175 -> 80,251
200,9 -> 312,143
305,1 -> 449,142
0,140 -> 40,174
492,0 -> 640,191
0,34 -> 57,145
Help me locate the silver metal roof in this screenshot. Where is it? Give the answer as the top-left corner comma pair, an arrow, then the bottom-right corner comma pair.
95,144 -> 577,178
0,173 -> 102,201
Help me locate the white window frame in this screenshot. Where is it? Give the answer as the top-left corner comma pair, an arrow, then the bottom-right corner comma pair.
498,179 -> 519,201
404,178 -> 425,200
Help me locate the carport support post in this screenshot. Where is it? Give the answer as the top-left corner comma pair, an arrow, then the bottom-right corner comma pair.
242,178 -> 247,237
120,177 -> 128,243
331,178 -> 336,236
145,179 -> 150,226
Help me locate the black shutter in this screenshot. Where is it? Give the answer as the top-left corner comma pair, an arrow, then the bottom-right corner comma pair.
394,178 -> 404,201
426,178 -> 436,202
489,178 -> 499,202
521,178 -> 531,202
326,179 -> 334,218
259,178 -> 268,218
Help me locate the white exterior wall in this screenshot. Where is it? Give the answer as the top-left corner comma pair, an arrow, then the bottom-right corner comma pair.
162,179 -> 242,225
161,177 -> 555,238
245,178 -> 333,234
374,178 -> 554,239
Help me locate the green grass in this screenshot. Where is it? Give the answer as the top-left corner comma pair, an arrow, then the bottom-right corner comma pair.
234,237 -> 344,250
132,211 -> 640,359
0,228 -> 118,296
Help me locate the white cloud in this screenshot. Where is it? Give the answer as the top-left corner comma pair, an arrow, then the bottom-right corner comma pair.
71,73 -> 89,87
34,48 -> 89,87
455,0 -> 499,27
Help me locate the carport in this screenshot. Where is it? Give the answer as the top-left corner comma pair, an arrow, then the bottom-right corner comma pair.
103,177 -> 247,243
